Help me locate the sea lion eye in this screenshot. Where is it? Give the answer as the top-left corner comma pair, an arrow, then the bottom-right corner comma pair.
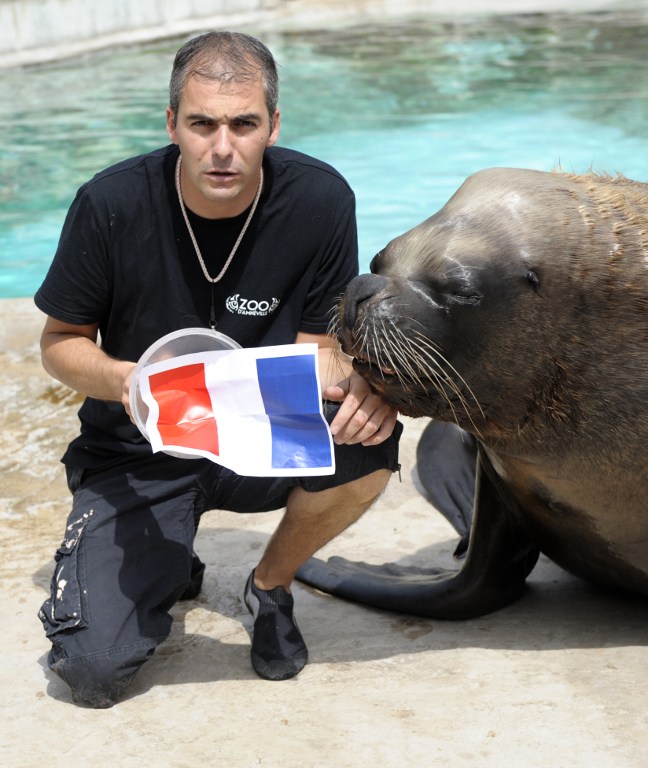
526,270 -> 539,289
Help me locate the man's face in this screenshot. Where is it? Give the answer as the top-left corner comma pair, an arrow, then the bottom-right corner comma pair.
166,73 -> 280,218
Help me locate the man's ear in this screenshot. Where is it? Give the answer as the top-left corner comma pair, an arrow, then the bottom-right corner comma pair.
267,109 -> 281,147
166,106 -> 178,143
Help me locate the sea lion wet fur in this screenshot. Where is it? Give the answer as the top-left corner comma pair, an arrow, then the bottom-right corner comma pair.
297,167 -> 648,618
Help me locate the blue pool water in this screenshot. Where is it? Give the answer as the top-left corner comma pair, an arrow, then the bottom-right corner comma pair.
2,11 -> 648,298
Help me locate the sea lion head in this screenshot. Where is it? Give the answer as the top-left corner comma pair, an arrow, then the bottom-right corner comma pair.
337,167 -> 648,441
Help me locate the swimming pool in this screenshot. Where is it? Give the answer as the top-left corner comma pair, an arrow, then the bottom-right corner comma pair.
2,10 -> 648,298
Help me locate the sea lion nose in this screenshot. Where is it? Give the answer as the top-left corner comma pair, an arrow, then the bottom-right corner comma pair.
343,273 -> 389,329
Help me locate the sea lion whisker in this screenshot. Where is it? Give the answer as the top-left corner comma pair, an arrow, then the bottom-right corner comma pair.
405,320 -> 443,352
403,337 -> 483,434
352,313 -> 481,432
400,334 -> 464,398
378,324 -> 415,376
399,335 -> 484,435
381,327 -> 433,389
397,337 -> 447,390
378,338 -> 411,387
383,329 -> 469,419
355,318 -> 403,380
382,324 -> 451,387
367,326 -> 400,384
410,331 -> 485,420
355,322 -> 373,359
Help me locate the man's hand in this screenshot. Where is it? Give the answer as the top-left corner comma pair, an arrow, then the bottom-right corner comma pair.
122,365 -> 137,421
324,372 -> 398,446
293,330 -> 398,446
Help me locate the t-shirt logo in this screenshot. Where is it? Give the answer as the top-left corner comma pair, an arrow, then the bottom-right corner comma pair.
225,294 -> 280,317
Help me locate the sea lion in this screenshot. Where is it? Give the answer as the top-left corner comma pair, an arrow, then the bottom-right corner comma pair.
297,167 -> 648,618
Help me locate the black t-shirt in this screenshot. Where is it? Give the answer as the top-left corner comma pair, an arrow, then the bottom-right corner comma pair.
35,144 -> 358,468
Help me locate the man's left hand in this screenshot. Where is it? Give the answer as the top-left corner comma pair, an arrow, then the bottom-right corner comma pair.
324,372 -> 398,446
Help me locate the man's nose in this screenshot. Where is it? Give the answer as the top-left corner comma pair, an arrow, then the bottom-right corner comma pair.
211,125 -> 233,157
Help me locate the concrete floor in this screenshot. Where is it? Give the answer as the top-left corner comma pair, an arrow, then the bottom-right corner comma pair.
2,297 -> 647,767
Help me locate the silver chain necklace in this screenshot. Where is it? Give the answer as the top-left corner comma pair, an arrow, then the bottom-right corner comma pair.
174,154 -> 264,328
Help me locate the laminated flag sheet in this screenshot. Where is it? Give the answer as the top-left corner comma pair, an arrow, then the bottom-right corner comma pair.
138,343 -> 335,477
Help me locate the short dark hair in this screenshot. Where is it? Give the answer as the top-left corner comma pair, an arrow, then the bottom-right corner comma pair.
169,31 -> 279,124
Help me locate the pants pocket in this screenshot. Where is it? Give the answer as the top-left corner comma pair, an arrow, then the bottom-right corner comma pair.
39,509 -> 92,637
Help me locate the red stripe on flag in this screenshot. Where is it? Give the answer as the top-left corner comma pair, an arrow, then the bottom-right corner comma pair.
148,363 -> 219,454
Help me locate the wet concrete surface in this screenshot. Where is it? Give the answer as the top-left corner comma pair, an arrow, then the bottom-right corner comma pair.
1,297 -> 647,766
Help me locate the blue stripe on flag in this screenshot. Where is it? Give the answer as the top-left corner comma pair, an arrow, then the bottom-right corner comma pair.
256,354 -> 332,469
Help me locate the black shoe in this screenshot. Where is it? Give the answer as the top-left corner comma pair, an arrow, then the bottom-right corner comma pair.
244,570 -> 308,681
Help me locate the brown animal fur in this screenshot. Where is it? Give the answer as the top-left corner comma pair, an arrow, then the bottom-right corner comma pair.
336,167 -> 648,595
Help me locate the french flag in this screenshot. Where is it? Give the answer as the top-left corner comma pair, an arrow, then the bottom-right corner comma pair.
138,343 -> 335,477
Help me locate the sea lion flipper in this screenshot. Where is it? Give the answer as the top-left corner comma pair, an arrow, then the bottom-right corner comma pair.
296,556 -> 458,615
416,420 -> 477,538
297,453 -> 540,619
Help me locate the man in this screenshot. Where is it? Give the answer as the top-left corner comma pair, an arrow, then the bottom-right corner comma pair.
35,31 -> 401,708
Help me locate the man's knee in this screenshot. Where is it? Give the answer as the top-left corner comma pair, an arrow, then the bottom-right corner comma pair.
343,467 -> 394,506
48,638 -> 159,708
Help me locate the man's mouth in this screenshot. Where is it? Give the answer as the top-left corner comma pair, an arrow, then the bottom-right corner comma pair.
205,169 -> 238,181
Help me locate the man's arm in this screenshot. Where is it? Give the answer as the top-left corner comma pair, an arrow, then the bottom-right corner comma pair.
40,315 -> 136,415
295,331 -> 398,447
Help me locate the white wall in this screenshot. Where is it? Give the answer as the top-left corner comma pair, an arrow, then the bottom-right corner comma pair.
0,0 -> 276,68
